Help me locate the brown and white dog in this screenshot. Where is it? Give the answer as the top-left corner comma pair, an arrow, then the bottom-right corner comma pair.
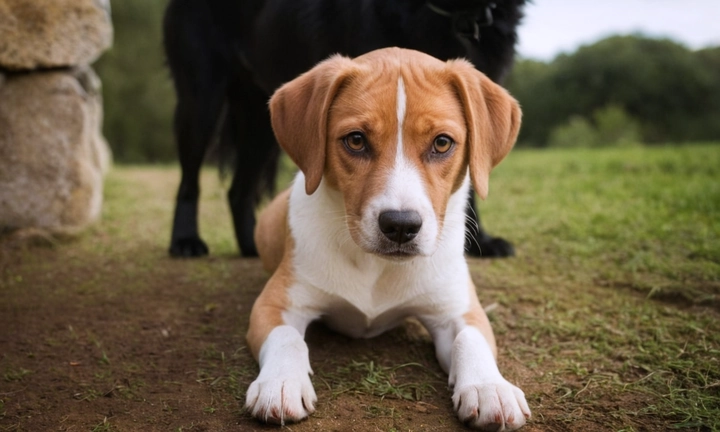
245,47 -> 529,430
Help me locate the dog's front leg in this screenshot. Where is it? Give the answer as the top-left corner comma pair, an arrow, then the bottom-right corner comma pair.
245,277 -> 317,425
245,325 -> 316,424
425,287 -> 530,430
449,326 -> 529,431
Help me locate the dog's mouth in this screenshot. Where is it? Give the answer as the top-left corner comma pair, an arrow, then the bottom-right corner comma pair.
371,244 -> 422,261
351,233 -> 424,261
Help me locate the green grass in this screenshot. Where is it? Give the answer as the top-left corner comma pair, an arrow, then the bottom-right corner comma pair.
91,417 -> 113,432
476,143 -> 720,430
485,143 -> 719,305
321,359 -> 440,402
3,367 -> 31,383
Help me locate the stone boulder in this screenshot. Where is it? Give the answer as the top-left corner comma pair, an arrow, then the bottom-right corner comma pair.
0,67 -> 111,234
0,0 -> 112,70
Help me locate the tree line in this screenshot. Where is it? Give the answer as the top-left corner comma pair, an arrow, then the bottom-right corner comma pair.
506,35 -> 720,148
95,0 -> 720,163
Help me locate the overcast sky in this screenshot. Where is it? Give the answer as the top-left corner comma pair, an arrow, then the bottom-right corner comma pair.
517,0 -> 720,60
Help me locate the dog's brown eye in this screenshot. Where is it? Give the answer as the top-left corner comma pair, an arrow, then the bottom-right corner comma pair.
433,135 -> 454,154
343,132 -> 367,152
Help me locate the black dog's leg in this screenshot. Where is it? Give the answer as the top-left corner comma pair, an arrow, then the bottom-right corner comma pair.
225,83 -> 281,257
169,104 -> 212,257
165,0 -> 235,257
167,67 -> 229,257
168,92 -> 227,257
464,189 -> 515,257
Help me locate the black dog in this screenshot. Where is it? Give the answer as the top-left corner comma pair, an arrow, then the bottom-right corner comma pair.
163,0 -> 525,258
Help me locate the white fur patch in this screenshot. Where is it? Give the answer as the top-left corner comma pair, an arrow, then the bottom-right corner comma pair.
449,327 -> 530,430
396,76 -> 406,154
245,325 -> 316,424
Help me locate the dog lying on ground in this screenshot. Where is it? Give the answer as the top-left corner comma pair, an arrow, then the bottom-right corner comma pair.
162,0 -> 525,259
246,48 -> 530,430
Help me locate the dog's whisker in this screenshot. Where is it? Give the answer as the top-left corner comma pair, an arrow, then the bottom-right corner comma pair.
463,215 -> 480,235
465,233 -> 482,254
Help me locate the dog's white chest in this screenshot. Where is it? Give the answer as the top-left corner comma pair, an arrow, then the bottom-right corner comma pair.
329,265 -> 427,337
290,252 -> 425,337
320,294 -> 410,338
287,244 -> 471,339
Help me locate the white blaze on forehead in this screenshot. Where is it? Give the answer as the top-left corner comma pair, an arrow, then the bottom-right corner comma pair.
396,75 -> 407,157
391,75 -> 415,196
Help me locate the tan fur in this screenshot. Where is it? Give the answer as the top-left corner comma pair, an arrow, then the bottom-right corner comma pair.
269,55 -> 359,195
254,189 -> 291,273
246,223 -> 295,360
463,280 -> 498,358
448,59 -> 521,200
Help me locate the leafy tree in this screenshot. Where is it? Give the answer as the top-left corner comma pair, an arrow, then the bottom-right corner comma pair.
547,105 -> 641,148
507,35 -> 720,146
688,46 -> 720,141
504,59 -> 556,147
95,0 -> 175,163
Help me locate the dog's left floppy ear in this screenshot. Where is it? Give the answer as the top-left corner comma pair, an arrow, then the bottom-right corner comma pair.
269,55 -> 358,195
448,59 -> 521,200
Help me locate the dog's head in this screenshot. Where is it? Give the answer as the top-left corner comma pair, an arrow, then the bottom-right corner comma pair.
270,48 -> 520,259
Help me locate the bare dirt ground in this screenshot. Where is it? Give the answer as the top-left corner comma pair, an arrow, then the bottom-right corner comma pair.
1,166 -> 717,431
0,245 -> 660,432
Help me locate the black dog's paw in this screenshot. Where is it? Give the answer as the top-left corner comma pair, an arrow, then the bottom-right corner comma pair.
240,244 -> 259,258
169,237 -> 209,257
465,235 -> 515,258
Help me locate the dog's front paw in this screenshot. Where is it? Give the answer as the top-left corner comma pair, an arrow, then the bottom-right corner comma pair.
245,373 -> 317,425
452,381 -> 530,431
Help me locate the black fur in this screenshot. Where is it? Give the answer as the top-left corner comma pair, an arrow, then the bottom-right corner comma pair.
163,0 -> 525,258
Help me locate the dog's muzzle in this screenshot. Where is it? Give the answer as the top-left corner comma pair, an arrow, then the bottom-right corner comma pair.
378,210 -> 422,245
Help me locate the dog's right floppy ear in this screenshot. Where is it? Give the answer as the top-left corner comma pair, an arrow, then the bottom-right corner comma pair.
269,55 -> 357,195
448,59 -> 521,200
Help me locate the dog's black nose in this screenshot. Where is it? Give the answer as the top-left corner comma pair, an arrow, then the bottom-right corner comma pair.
378,210 -> 422,244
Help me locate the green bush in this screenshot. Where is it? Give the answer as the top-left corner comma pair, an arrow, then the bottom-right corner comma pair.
593,105 -> 641,147
548,105 -> 642,148
95,0 -> 175,163
548,116 -> 598,148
